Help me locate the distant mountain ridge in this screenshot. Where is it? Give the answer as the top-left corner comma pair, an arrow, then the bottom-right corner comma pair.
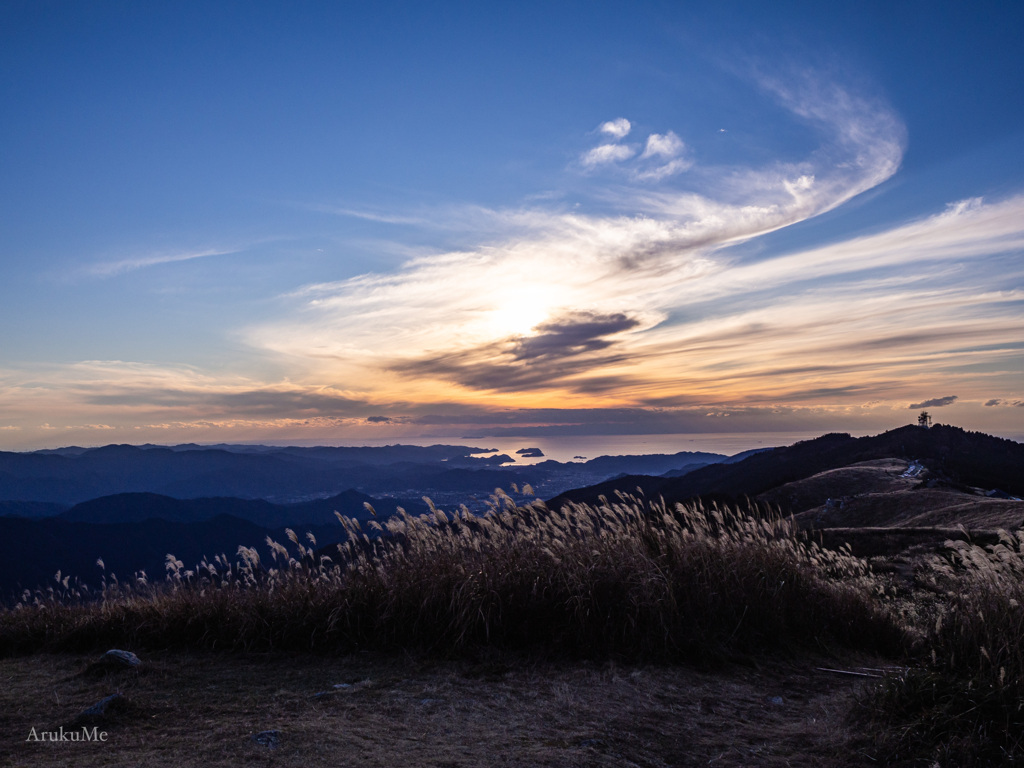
0,443 -> 513,504
0,443 -> 727,506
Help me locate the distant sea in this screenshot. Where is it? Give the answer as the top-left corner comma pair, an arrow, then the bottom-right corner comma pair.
265,432 -> 879,465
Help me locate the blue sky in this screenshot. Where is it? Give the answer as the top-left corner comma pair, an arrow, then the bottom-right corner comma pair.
1,0 -> 1023,450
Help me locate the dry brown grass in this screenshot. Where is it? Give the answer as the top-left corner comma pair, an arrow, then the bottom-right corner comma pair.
0,494 -> 903,662
856,529 -> 1024,766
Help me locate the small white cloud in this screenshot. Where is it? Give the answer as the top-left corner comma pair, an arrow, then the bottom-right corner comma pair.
599,118 -> 632,139
641,131 -> 684,159
581,143 -> 636,167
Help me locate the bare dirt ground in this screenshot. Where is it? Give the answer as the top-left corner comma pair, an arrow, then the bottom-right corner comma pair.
0,650 -> 890,767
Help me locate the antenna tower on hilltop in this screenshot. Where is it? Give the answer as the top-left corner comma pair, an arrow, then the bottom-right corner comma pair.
917,411 -> 932,429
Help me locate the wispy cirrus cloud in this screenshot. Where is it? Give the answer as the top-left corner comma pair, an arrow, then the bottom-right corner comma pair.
634,157 -> 693,181
85,247 -> 238,277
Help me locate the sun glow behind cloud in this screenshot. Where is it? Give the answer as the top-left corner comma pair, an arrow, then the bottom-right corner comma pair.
246,72 -> 918,404
233,71 -> 1022,439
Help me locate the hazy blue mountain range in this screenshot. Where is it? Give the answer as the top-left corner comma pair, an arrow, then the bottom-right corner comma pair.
0,443 -> 727,506
0,443 -> 510,505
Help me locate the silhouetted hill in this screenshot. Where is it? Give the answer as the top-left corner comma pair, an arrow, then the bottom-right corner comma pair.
0,487 -> 439,596
59,490 -> 427,527
0,489 -> 436,597
0,500 -> 68,518
0,514 -> 274,597
550,425 -> 1024,509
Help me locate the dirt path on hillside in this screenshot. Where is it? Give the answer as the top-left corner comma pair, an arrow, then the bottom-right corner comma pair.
0,651 -> 888,767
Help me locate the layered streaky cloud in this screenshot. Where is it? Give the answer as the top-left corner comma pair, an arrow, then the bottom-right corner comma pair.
910,396 -> 958,409
0,359 -> 387,446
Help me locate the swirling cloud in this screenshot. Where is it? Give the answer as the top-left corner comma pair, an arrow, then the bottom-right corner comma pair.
248,70 -> 911,411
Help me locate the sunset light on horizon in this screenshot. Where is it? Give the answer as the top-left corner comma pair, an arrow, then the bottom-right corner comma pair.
2,1 -> 1022,450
